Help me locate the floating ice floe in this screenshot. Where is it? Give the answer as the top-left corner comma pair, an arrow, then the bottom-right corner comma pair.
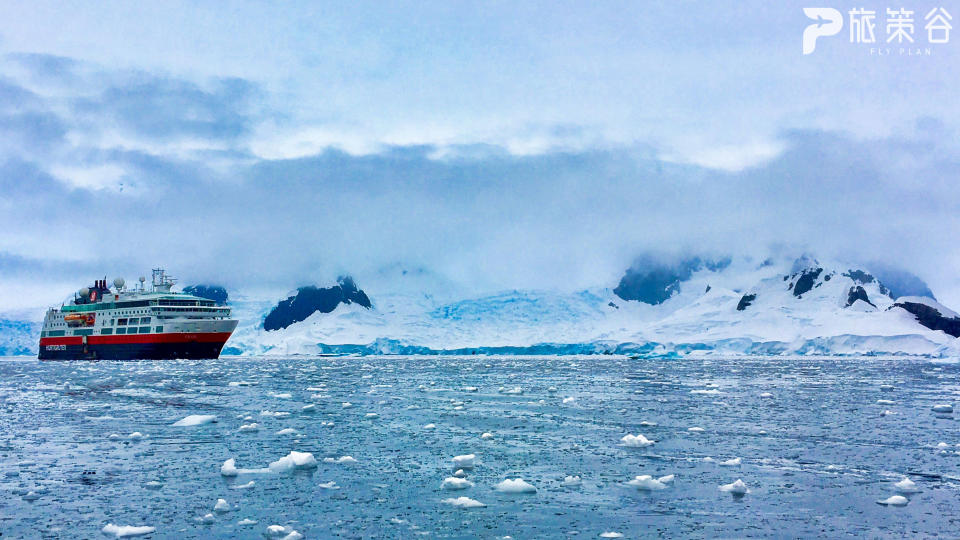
639,421 -> 658,427
221,458 -> 268,476
703,457 -> 715,463
463,386 -> 479,392
481,432 -> 494,440
276,428 -> 298,435
932,404 -> 953,413
231,481 -> 255,490
688,427 -> 705,433
880,410 -> 896,416
365,413 -> 379,418
301,404 -> 316,413
499,387 -> 523,395
318,481 -> 339,489
452,454 -> 476,468
562,397 -> 576,404
453,469 -> 467,477
719,479 -> 749,495
877,399 -> 896,405
563,475 -> 582,486
760,392 -> 774,399
496,478 -> 537,493
271,393 -> 292,399
441,496 -> 485,508
719,458 -> 741,466
342,402 -> 352,408
197,513 -> 215,524
238,518 -> 257,526
894,477 -> 921,493
627,474 -> 673,490
442,477 -> 474,490
266,524 -> 304,540
239,423 -> 259,432
621,434 -> 655,447
690,389 -> 723,395
128,432 -> 146,440
423,423 -> 437,430
171,414 -> 217,427
144,481 -> 163,490
323,456 -> 357,464
260,411 -> 290,418
880,384 -> 894,391
213,498 -> 230,512
228,381 -> 255,387
269,451 -> 319,472
876,495 -> 909,506
599,532 -> 624,538
101,523 -> 156,538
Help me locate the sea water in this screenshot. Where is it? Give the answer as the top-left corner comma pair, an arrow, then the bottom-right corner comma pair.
1,355 -> 959,538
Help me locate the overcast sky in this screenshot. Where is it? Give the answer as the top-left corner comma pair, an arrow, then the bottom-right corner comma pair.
1,1 -> 959,311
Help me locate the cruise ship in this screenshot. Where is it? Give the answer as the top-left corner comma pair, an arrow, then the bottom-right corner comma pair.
38,269 -> 238,360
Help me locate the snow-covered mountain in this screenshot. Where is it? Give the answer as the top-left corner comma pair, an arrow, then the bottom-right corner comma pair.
226,255 -> 960,357
4,255 -> 959,357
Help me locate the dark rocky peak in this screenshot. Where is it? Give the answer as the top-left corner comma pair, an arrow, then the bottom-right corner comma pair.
614,256 -> 731,305
787,267 -> 824,297
845,286 -> 876,308
263,276 -> 372,331
736,293 -> 756,311
183,284 -> 229,304
893,299 -> 960,338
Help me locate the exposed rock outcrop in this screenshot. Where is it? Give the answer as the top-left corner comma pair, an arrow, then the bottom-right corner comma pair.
263,276 -> 371,331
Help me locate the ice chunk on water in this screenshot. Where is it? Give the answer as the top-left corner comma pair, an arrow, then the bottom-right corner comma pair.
442,477 -> 474,490
876,495 -> 909,506
877,399 -> 896,405
621,434 -> 655,447
271,393 -> 292,399
627,475 -> 672,490
563,475 -> 582,486
599,532 -> 624,538
365,413 -> 379,418
128,432 -> 146,440
453,469 -> 467,478
481,432 -> 494,440
266,524 -> 304,540
197,513 -> 215,524
171,414 -> 216,427
269,451 -> 318,472
441,496 -> 485,508
231,481 -> 255,490
238,518 -> 257,526
499,387 -> 523,395
760,392 -> 774,399
719,458 -> 741,466
719,479 -> 749,495
213,498 -> 230,512
563,397 -> 575,404
688,427 -> 705,433
276,428 -> 298,435
301,404 -> 316,413
932,404 -> 953,413
640,421 -> 657,427
496,478 -> 536,493
239,423 -> 259,432
323,456 -> 357,464
318,481 -> 339,489
452,454 -> 475,468
101,523 -> 156,537
691,389 -> 722,395
220,458 -> 270,476
144,481 -> 163,490
342,402 -> 352,408
894,477 -> 921,493
423,423 -> 436,430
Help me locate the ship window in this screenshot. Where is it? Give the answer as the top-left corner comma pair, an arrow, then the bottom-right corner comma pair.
155,326 -> 163,332
116,327 -> 126,334
101,328 -> 113,335
74,329 -> 93,336
141,317 -> 151,324
49,330 -> 65,337
139,326 -> 150,334
118,318 -> 128,325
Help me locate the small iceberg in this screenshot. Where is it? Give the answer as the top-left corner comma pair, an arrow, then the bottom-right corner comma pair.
171,414 -> 217,427
275,428 -> 298,435
627,474 -> 673,490
499,387 -> 523,395
101,524 -> 156,538
441,477 -> 474,490
453,469 -> 467,477
690,389 -> 722,395
621,434 -> 655,447
719,479 -> 749,495
719,458 -> 741,466
562,397 -> 576,404
269,451 -> 318,472
452,454 -> 476,468
932,404 -> 953,413
423,423 -> 436,430
213,498 -> 230,513
877,399 -> 896,405
266,525 -> 304,540
318,481 -> 339,489
341,402 -> 352,408
760,392 -> 774,399
563,475 -> 582,486
238,423 -> 259,432
220,458 -> 269,476
128,432 -> 146,440
496,478 -> 537,493
365,413 -> 379,418
481,432 -> 494,440
893,477 -> 921,493
599,533 -> 624,538
441,496 -> 485,508
144,481 -> 163,490
196,513 -> 215,524
323,456 -> 357,464
238,518 -> 258,526
688,427 -> 705,433
301,404 -> 316,413
876,495 -> 909,506
231,481 -> 255,490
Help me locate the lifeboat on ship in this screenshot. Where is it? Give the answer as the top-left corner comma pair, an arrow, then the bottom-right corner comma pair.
64,313 -> 96,327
